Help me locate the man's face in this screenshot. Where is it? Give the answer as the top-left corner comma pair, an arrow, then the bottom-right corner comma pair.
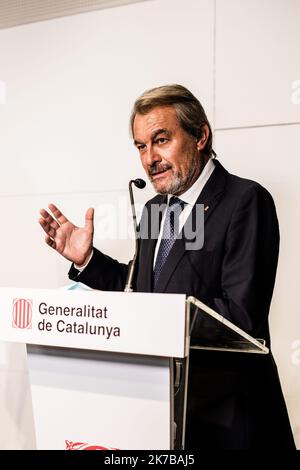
133,106 -> 206,195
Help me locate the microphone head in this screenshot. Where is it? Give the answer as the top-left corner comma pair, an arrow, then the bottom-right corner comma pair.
133,178 -> 146,189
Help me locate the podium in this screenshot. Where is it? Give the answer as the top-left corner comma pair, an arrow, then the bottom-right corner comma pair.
0,287 -> 268,450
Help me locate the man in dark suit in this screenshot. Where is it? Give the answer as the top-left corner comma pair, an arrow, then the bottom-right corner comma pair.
39,84 -> 295,449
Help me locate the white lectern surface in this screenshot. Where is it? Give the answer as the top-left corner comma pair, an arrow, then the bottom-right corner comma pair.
0,287 -> 187,450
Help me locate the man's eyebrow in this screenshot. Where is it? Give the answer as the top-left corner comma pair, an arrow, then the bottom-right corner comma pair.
151,128 -> 171,140
134,128 -> 171,146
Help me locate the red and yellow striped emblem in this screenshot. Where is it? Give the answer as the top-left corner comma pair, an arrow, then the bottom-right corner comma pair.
12,299 -> 32,329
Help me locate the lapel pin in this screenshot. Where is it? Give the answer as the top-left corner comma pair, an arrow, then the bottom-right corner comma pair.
204,205 -> 209,212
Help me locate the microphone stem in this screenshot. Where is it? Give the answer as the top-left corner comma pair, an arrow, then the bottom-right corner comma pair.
128,180 -> 139,256
124,180 -> 139,292
124,252 -> 137,293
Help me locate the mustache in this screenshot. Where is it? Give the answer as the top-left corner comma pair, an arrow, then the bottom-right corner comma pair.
148,163 -> 172,176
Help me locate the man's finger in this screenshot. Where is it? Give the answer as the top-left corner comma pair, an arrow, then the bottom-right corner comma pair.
39,217 -> 50,234
48,203 -> 68,225
45,235 -> 56,250
39,218 -> 56,238
39,209 -> 60,230
85,207 -> 94,232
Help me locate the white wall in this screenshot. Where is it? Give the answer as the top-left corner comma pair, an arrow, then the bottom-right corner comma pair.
0,0 -> 299,448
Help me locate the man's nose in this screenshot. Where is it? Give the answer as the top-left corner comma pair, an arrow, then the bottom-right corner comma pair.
145,145 -> 161,167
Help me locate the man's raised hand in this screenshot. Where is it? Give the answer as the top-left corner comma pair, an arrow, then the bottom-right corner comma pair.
39,203 -> 94,266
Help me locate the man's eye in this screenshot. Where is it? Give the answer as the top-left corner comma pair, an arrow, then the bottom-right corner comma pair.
137,144 -> 146,151
156,138 -> 167,144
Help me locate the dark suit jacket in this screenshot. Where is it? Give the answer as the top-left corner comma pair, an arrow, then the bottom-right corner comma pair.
69,161 -> 295,449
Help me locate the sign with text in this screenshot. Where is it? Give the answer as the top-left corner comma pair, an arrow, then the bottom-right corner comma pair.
0,287 -> 187,358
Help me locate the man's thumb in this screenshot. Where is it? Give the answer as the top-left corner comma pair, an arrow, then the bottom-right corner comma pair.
85,207 -> 94,231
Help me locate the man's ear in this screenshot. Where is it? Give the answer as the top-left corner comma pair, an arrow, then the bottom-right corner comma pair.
196,124 -> 209,151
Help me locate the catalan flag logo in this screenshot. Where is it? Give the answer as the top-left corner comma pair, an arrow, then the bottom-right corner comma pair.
12,299 -> 32,329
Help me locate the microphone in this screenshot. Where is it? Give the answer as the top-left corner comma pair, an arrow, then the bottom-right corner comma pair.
132,178 -> 146,189
124,178 -> 146,292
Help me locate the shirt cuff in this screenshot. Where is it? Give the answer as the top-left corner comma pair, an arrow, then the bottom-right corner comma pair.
74,250 -> 94,272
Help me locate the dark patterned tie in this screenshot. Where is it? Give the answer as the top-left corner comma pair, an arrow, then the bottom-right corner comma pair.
153,196 -> 186,286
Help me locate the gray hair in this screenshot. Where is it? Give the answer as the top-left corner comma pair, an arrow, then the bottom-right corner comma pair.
130,84 -> 216,158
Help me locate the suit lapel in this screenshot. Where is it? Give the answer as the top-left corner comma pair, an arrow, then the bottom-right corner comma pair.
153,161 -> 228,293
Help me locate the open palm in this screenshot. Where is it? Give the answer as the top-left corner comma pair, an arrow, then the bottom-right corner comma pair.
39,203 -> 94,266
